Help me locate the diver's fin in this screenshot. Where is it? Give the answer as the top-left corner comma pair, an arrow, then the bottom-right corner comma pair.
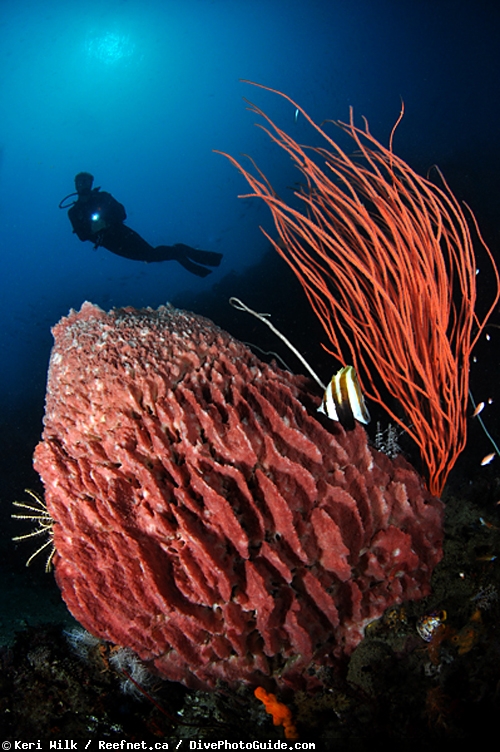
176,256 -> 212,277
173,244 -> 223,267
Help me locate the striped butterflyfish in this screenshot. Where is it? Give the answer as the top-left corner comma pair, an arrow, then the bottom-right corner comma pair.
318,366 -> 370,428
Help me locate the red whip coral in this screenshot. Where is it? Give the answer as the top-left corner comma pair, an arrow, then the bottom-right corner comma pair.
218,82 -> 500,496
34,302 -> 443,691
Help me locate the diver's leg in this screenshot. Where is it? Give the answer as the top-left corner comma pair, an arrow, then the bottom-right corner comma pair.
99,227 -> 218,275
99,225 -> 158,261
172,243 -> 223,267
155,246 -> 212,276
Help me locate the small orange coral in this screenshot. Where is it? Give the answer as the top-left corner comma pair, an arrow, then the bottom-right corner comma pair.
452,611 -> 482,655
254,687 -> 299,740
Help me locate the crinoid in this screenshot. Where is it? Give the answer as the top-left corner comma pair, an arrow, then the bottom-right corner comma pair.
12,489 -> 56,572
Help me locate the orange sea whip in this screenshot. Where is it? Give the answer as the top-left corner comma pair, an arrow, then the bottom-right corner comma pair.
254,686 -> 299,740
217,82 -> 500,496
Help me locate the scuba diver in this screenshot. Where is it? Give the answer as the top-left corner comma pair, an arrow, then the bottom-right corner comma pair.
60,172 -> 223,277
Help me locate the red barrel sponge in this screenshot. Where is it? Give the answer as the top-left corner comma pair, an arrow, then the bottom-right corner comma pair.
33,302 -> 443,690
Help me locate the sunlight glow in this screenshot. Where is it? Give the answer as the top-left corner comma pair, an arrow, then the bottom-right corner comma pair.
85,30 -> 136,65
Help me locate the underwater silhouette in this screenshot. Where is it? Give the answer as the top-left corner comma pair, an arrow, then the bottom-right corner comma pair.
63,172 -> 222,277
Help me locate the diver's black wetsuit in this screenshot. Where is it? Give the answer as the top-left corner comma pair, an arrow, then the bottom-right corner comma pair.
68,188 -> 222,277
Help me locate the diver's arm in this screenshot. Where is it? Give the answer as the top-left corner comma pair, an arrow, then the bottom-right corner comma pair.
68,191 -> 127,245
68,205 -> 93,241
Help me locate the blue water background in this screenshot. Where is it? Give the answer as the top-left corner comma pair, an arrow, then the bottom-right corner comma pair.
1,0 -> 499,637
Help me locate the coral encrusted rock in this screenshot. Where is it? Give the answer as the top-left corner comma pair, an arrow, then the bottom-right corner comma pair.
33,302 -> 444,690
